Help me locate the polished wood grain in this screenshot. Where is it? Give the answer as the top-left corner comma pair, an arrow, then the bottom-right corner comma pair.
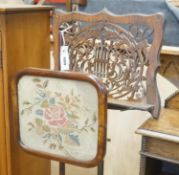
137,108 -> 179,174
142,137 -> 179,164
0,6 -> 52,175
137,108 -> 179,138
0,4 -> 52,12
0,33 -> 8,175
165,91 -> 179,110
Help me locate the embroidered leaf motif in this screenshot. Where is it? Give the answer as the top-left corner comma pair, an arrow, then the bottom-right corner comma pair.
85,118 -> 89,125
90,127 -> 95,132
65,95 -> 70,103
35,118 -> 43,126
28,122 -> 35,131
43,125 -> 50,132
37,89 -> 46,98
28,122 -> 35,128
83,128 -> 88,132
32,78 -> 41,82
23,101 -> 31,105
69,134 -> 80,146
68,111 -> 79,119
58,134 -> 62,142
71,103 -> 79,108
22,77 -> 98,155
49,98 -> 55,105
28,128 -> 32,131
93,113 -> 97,122
37,84 -> 43,88
49,143 -> 56,149
43,133 -> 51,139
36,109 -> 43,116
43,80 -> 48,88
21,110 -> 25,115
69,114 -> 79,119
41,100 -> 49,108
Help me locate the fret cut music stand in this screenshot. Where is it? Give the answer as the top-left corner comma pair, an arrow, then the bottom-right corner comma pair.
14,68 -> 107,175
53,10 -> 164,119
53,10 -> 164,175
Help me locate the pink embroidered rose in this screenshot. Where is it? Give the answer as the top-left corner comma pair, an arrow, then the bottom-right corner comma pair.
44,105 -> 68,127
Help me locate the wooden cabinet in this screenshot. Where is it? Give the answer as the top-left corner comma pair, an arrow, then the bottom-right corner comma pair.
137,108 -> 179,175
0,5 -> 52,175
160,46 -> 179,88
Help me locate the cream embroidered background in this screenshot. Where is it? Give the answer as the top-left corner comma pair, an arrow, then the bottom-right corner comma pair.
18,75 -> 99,162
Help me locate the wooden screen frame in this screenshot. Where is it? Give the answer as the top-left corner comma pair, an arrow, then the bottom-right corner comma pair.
14,68 -> 107,167
53,10 -> 165,118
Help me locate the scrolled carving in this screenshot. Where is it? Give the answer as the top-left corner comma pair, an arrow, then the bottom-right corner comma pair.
60,21 -> 153,101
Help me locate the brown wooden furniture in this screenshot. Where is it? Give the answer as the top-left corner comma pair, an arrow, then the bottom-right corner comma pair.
14,68 -> 107,175
53,10 -> 165,118
136,91 -> 179,175
160,46 -> 179,88
0,5 -> 52,175
134,44 -> 179,175
53,10 -> 165,175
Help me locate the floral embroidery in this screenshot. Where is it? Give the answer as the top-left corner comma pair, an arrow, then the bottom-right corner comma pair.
44,105 -> 68,127
19,77 -> 98,160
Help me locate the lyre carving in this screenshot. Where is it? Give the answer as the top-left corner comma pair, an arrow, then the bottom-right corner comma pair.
61,21 -> 153,101
54,11 -> 164,118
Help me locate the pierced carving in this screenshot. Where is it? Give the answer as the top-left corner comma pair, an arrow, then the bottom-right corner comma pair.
53,11 -> 164,118
61,21 -> 153,101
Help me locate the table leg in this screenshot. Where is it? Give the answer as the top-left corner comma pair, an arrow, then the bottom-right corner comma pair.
98,161 -> 104,175
59,162 -> 65,175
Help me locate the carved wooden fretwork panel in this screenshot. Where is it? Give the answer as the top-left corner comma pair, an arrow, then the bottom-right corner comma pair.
61,21 -> 153,101
53,11 -> 164,118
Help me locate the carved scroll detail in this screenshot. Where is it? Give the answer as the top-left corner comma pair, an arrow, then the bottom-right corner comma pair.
61,22 -> 153,101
